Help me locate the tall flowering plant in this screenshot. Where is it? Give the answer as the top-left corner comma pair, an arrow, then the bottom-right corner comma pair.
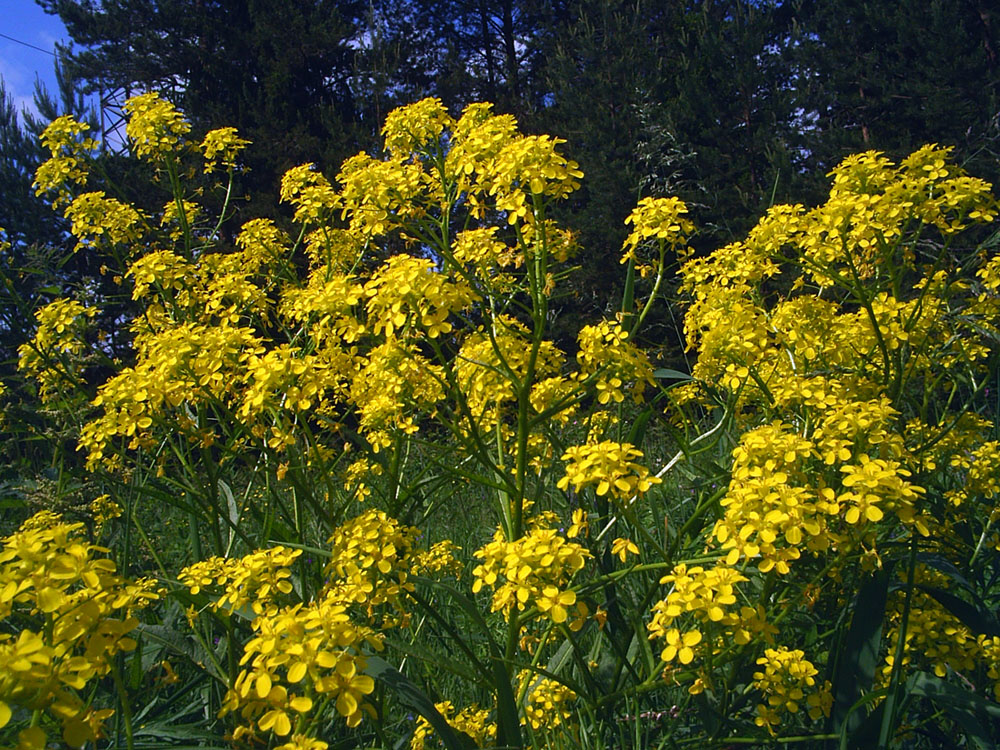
4,91 -> 1000,749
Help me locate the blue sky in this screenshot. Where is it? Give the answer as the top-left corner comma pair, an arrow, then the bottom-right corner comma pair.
1,1 -> 72,118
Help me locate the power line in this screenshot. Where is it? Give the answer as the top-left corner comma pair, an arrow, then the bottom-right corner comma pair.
0,32 -> 57,57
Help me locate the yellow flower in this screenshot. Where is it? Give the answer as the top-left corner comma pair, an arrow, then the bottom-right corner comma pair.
487,135 -> 583,224
660,628 -> 702,665
558,441 -> 660,501
64,191 -> 145,252
472,520 -> 590,627
611,537 -> 639,563
201,126 -> 251,172
622,196 -> 695,267
519,671 -> 578,731
124,91 -> 191,161
567,508 -> 589,539
280,163 -> 339,224
575,321 -> 654,403
752,647 -> 831,734
381,97 -> 453,155
0,512 -> 159,744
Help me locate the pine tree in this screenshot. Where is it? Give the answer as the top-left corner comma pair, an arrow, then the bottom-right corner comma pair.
793,0 -> 1000,180
39,0 -> 369,207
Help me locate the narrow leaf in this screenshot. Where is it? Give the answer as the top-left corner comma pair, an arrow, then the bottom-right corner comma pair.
365,656 -> 477,750
919,585 -> 1000,637
831,567 -> 890,736
653,368 -> 692,381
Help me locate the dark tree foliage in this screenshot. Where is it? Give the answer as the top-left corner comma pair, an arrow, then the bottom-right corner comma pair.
0,66 -> 105,476
39,0 -> 370,210
28,0 -> 1000,342
0,63 -> 93,248
793,0 -> 1000,182
399,0 -> 570,116
530,0 -> 802,348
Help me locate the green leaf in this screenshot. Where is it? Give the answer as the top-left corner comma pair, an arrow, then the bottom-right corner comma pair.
831,567 -> 890,737
916,554 -> 975,592
410,578 -> 522,749
365,655 -> 477,750
218,478 -> 240,548
653,368 -> 692,381
908,672 -> 1000,749
128,634 -> 144,690
919,585 -> 1000,637
626,407 -> 653,448
838,691 -> 888,750
384,636 -> 482,684
133,721 -> 228,743
545,638 -> 574,676
909,671 -> 1000,719
621,256 -> 636,316
135,623 -> 226,683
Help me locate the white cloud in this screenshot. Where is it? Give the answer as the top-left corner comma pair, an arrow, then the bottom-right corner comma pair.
0,51 -> 38,115
36,30 -> 61,50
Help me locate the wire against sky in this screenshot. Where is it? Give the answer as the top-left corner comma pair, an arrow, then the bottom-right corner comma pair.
0,31 -> 56,57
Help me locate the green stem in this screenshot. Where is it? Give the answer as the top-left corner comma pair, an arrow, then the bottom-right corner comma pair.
878,533 -> 919,748
110,658 -> 136,750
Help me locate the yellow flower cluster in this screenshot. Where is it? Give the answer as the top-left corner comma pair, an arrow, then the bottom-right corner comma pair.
451,226 -> 515,270
839,454 -> 925,526
558,441 -> 660,502
32,115 -> 98,206
575,321 -> 654,404
529,376 -> 579,426
81,323 -> 263,468
712,423 -> 834,573
223,596 -> 380,739
680,146 -> 996,409
124,91 -> 191,161
323,509 -> 422,624
648,563 -> 760,667
364,255 -> 478,339
622,196 -> 695,269
879,567 -> 980,687
236,218 -> 291,267
752,647 -> 832,734
486,135 -> 583,225
160,198 -> 203,241
455,319 -> 565,430
200,126 -> 251,172
280,271 -> 363,343
240,346 -> 340,418
280,163 -> 340,225
17,298 -> 96,402
215,509 -> 458,744
381,96 -> 452,156
472,521 -> 590,626
519,671 -> 578,731
946,440 -> 1000,509
350,342 -> 445,451
127,248 -> 194,300
341,457 -> 382,502
178,546 -> 301,614
22,94 -> 606,488
89,494 -> 123,527
409,701 -> 495,750
337,152 -> 426,237
711,396 -> 936,573
64,191 -> 145,252
0,512 -> 159,747
409,540 -> 463,578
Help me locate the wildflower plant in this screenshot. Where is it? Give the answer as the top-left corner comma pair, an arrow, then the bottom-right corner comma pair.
6,91 -> 1000,749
